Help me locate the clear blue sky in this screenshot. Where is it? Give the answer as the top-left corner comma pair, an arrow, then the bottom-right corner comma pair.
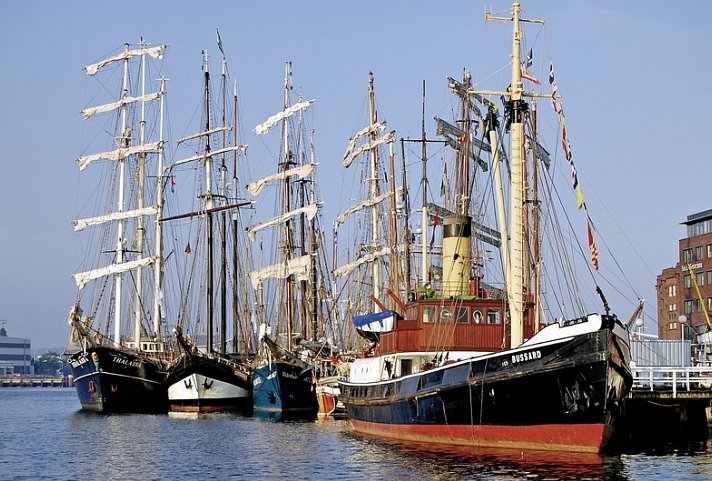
1,1 -> 710,349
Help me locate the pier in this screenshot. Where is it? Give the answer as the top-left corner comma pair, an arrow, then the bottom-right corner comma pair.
626,366 -> 712,442
0,376 -> 73,388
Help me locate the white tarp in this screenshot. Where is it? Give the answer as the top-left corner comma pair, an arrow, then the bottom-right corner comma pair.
246,163 -> 315,197
73,206 -> 159,232
81,92 -> 162,119
84,45 -> 167,76
246,204 -> 319,241
73,256 -> 157,289
254,99 -> 315,135
77,141 -> 160,171
248,254 -> 312,290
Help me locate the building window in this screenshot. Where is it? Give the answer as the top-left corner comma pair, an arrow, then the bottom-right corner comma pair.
697,273 -> 705,286
669,285 -> 677,297
696,246 -> 704,261
697,299 -> 703,313
684,299 -> 694,314
668,321 -> 678,330
684,274 -> 692,288
683,248 -> 692,262
707,270 -> 712,285
455,306 -> 469,323
487,308 -> 500,324
707,244 -> 712,258
422,306 -> 435,323
708,297 -> 712,312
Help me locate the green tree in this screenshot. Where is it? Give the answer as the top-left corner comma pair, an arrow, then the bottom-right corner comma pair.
34,352 -> 65,376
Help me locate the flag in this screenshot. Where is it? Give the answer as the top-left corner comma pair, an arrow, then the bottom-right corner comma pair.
521,69 -> 541,85
185,242 -> 192,255
587,218 -> 599,270
549,60 -> 562,114
216,28 -> 224,56
524,48 -> 533,69
576,185 -> 584,210
440,162 -> 447,197
521,50 -> 540,85
430,215 -> 439,250
170,175 -> 175,193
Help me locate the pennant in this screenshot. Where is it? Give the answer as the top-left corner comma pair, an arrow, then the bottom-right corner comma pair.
521,51 -> 540,84
185,242 -> 192,255
216,29 -> 224,56
587,218 -> 599,270
430,215 -> 439,250
170,175 -> 175,193
576,185 -> 584,210
440,162 -> 447,197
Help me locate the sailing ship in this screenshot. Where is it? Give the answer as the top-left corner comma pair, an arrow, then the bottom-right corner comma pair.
165,46 -> 253,414
66,40 -> 172,413
338,3 -> 633,453
246,61 -> 320,420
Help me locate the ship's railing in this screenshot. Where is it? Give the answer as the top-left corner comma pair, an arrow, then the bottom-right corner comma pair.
631,366 -> 712,397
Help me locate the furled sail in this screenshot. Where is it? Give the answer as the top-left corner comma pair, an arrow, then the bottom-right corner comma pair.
169,145 -> 247,168
248,254 -> 312,290
84,45 -> 168,76
73,256 -> 157,290
246,203 -> 319,241
246,163 -> 315,196
342,122 -> 387,161
342,131 -> 395,169
77,141 -> 160,171
333,246 -> 390,278
81,92 -> 163,120
73,206 -> 159,232
255,99 -> 315,135
176,126 -> 232,144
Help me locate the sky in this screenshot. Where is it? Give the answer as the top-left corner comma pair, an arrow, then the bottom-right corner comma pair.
1,0 -> 710,350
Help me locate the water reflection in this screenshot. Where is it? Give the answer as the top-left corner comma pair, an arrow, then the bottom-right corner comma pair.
341,427 -> 630,481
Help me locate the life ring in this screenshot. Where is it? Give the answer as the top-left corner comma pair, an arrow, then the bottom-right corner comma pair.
88,381 -> 97,394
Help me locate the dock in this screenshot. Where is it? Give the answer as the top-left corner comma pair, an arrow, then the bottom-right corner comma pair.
0,376 -> 73,388
626,366 -> 712,442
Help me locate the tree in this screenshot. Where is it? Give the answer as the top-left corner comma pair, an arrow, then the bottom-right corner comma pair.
34,352 -> 65,376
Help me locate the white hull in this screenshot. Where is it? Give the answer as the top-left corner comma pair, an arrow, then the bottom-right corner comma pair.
168,373 -> 250,413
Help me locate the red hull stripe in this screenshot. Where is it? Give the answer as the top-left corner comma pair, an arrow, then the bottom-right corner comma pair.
349,420 -> 611,453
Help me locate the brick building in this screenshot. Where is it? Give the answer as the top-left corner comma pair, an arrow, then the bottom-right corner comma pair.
656,209 -> 712,341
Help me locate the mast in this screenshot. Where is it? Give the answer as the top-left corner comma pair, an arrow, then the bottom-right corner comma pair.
219,47 -> 228,355
420,81 -> 429,288
202,49 -> 215,354
483,2 -> 545,347
282,60 -> 295,351
133,39 -> 148,349
152,76 -> 167,343
367,72 -> 382,311
113,43 -> 131,345
231,78 -> 243,354
400,138 -> 412,301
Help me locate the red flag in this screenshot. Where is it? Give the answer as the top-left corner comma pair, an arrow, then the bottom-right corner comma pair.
185,242 -> 192,255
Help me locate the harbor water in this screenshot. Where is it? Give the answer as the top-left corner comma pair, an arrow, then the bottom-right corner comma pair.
1,388 -> 711,481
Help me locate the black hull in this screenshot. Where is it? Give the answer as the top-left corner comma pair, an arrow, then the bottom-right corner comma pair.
339,325 -> 632,453
252,360 -> 318,420
68,347 -> 168,414
166,353 -> 252,414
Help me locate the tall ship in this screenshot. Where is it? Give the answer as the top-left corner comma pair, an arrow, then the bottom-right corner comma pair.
164,45 -> 253,414
66,40 -> 172,413
246,61 -> 321,420
338,3 -> 633,453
